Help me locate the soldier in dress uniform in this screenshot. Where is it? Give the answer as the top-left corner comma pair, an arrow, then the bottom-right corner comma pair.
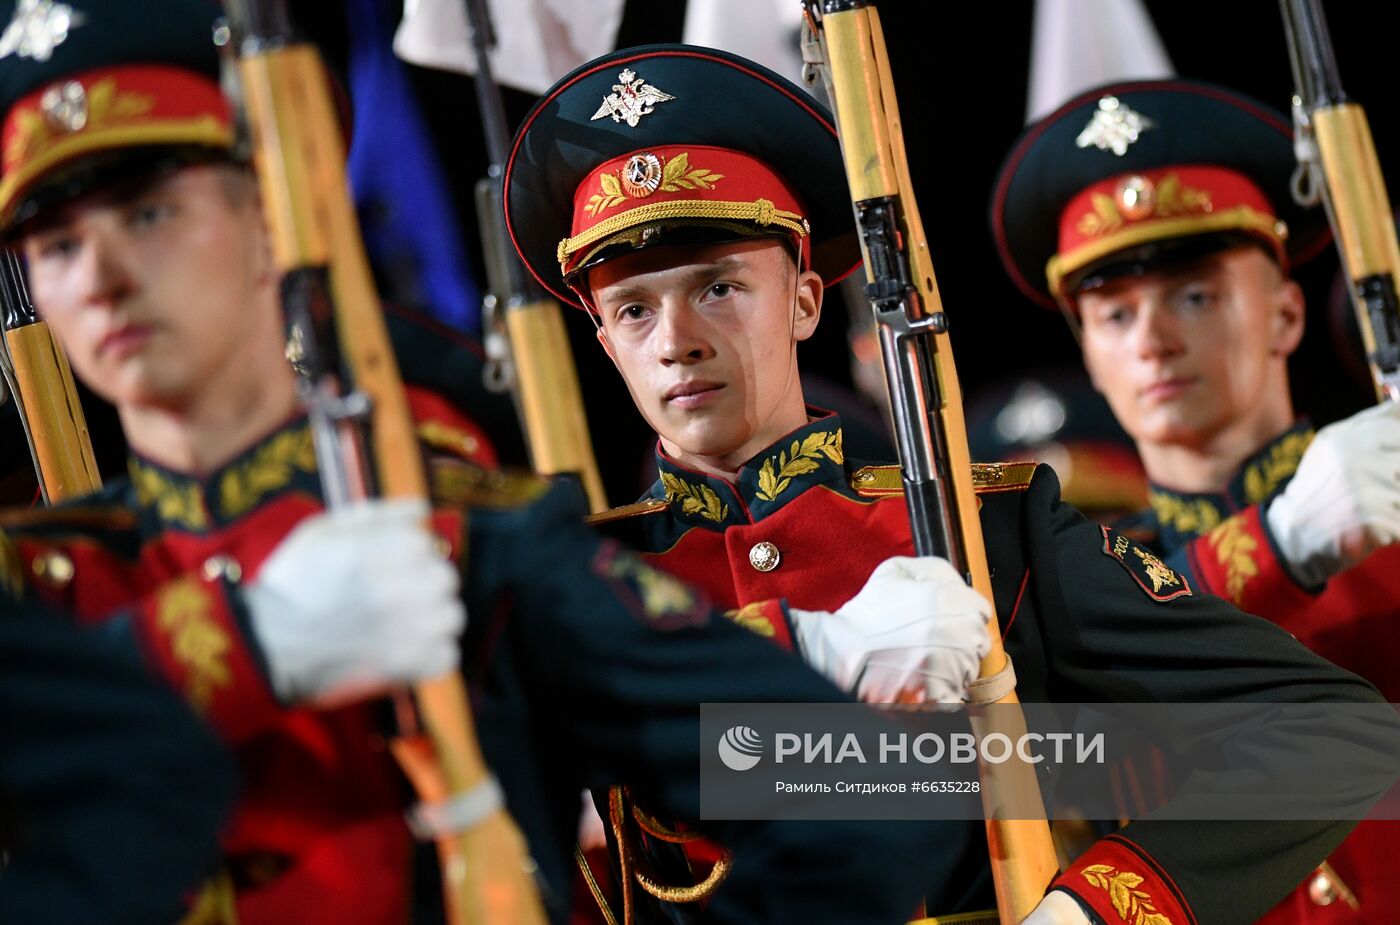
966,370 -> 1149,522
504,45 -> 1400,925
0,2 -> 978,923
992,77 -> 1400,924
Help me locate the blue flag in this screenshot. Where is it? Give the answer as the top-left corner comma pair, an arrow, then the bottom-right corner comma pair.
346,0 -> 481,332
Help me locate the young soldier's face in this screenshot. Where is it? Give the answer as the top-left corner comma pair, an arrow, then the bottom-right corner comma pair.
591,238 -> 823,467
21,164 -> 277,413
1076,246 -> 1304,448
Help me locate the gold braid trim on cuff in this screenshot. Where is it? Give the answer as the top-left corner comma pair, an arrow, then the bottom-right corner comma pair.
631,800 -> 703,843
633,851 -> 733,904
608,786 -> 636,925
608,786 -> 733,908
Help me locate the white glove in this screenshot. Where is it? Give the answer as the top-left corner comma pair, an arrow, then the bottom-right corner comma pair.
1020,890 -> 1091,925
243,498 -> 465,706
1265,402 -> 1400,588
790,556 -> 991,703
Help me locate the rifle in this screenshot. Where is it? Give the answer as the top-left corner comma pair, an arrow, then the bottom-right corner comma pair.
220,3 -> 547,922
465,0 -> 608,513
1282,0 -> 1400,403
0,250 -> 101,502
799,4 -> 1059,921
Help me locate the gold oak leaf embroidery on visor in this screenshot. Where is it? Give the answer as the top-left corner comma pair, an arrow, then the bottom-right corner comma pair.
585,172 -> 625,217
7,76 -> 152,168
157,577 -> 232,711
755,430 -> 843,502
584,151 -> 726,217
658,152 -> 723,192
1076,174 -> 1212,237
1081,865 -> 1173,925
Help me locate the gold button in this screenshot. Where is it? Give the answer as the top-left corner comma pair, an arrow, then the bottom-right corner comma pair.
201,554 -> 243,584
853,469 -> 875,484
1308,872 -> 1338,906
433,536 -> 453,559
748,542 -> 781,573
32,550 -> 74,587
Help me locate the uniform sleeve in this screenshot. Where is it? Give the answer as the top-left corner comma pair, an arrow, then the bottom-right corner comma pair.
1017,471 -> 1400,925
726,597 -> 797,650
6,530 -> 284,745
461,479 -> 939,925
0,604 -> 233,925
1168,504 -> 1319,620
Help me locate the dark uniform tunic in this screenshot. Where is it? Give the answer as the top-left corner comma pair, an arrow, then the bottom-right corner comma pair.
0,602 -> 232,924
1116,422 -> 1400,924
595,410 -> 1398,925
0,398 -> 940,925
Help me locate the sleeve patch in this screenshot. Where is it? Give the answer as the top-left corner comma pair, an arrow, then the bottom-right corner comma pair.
591,541 -> 709,631
1100,525 -> 1192,602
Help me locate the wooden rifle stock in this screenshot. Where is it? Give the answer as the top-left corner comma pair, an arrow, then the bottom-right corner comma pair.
0,251 -> 100,502
501,298 -> 608,511
224,5 -> 547,922
1282,0 -> 1400,402
464,0 -> 607,513
803,3 -> 1058,921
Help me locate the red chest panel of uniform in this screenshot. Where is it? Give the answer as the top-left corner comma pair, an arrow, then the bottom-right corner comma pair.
1285,546 -> 1400,702
647,489 -> 914,612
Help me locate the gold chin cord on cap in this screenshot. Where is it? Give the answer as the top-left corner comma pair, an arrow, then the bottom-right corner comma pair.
558,197 -> 808,272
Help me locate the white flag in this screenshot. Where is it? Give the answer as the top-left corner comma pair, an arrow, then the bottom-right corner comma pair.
682,0 -> 806,88
1026,0 -> 1174,123
392,0 -> 626,96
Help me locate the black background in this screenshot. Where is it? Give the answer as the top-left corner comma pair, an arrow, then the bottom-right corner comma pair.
394,0 -> 1397,504
14,1 -> 1393,507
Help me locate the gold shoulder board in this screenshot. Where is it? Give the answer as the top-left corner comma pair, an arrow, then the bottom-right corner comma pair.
587,498 -> 669,526
429,458 -> 550,509
0,506 -> 136,531
850,462 -> 1038,498
969,462 -> 1038,493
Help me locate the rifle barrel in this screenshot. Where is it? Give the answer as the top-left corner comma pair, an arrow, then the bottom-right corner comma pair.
223,2 -> 551,919
808,4 -> 1059,920
1282,0 -> 1400,401
0,250 -> 101,502
1281,0 -> 1346,107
